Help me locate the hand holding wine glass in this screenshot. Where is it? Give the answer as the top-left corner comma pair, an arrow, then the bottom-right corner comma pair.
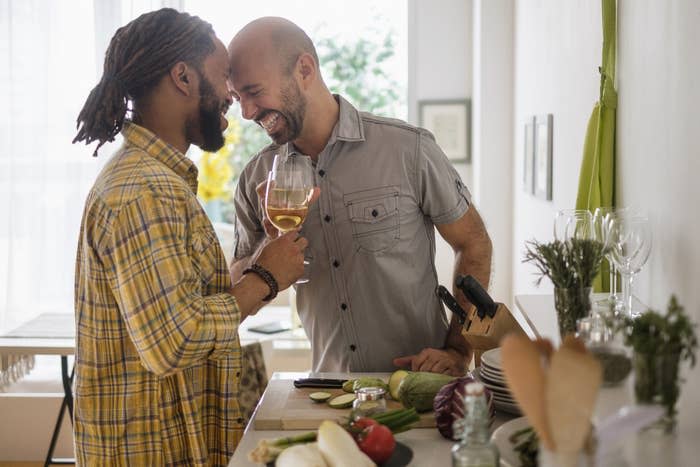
264,153 -> 316,283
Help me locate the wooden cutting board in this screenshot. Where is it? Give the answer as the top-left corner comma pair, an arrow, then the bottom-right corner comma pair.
253,379 -> 437,430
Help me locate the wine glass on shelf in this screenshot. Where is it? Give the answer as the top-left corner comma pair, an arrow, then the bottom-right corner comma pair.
553,209 -> 594,242
593,207 -> 621,306
265,153 -> 315,284
608,215 -> 652,318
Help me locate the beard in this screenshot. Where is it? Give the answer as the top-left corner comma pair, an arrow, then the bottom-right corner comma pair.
265,78 -> 306,145
187,74 -> 226,152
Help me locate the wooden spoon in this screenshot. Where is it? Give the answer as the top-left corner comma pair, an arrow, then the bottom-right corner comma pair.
500,334 -> 555,450
545,345 -> 603,456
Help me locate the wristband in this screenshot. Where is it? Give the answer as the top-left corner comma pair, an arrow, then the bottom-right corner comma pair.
242,263 -> 279,302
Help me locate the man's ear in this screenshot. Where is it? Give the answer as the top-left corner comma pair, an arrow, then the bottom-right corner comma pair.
170,62 -> 194,96
296,53 -> 317,90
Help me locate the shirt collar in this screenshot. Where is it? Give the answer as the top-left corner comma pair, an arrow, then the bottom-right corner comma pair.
122,121 -> 199,193
334,94 -> 365,142
283,94 -> 365,157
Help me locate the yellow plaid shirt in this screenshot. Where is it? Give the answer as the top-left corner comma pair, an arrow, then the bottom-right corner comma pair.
74,122 -> 243,466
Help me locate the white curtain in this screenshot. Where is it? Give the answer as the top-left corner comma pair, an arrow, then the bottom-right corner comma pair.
0,0 -> 182,334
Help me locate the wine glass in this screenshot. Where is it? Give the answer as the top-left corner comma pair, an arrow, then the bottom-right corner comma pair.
608,215 -> 652,318
593,207 -> 620,303
265,153 -> 315,284
553,209 -> 594,242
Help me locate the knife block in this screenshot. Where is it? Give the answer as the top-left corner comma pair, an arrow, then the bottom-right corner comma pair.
462,302 -> 526,367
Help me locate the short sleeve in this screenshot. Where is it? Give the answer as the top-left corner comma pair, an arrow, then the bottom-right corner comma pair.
416,129 -> 472,224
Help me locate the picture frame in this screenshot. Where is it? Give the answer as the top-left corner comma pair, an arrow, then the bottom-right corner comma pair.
523,117 -> 535,194
419,99 -> 471,162
534,113 -> 553,200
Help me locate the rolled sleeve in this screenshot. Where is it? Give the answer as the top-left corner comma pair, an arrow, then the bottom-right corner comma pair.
233,166 -> 267,260
417,129 -> 471,224
108,190 -> 239,376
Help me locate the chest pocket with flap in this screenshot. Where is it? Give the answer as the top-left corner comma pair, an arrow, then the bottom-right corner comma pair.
344,186 -> 400,253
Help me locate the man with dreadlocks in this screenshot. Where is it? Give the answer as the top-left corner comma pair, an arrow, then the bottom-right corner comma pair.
72,9 -> 308,465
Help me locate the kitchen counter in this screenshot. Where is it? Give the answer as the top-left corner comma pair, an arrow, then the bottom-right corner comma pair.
230,296 -> 700,466
228,371 -> 515,466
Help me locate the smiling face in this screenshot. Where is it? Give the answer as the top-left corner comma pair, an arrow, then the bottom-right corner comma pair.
186,38 -> 233,152
228,36 -> 308,145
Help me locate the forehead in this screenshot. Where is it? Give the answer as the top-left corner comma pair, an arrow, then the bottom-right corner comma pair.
228,39 -> 282,89
202,38 -> 230,73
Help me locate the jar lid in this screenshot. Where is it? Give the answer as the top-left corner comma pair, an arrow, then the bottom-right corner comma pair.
355,386 -> 386,401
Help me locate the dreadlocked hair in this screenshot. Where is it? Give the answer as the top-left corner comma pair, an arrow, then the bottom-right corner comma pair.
73,8 -> 216,157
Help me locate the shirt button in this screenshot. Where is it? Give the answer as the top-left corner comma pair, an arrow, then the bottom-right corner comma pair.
371,209 -> 378,217
318,169 -> 325,177
350,344 -> 357,351
333,259 -> 340,268
324,215 -> 331,222
341,303 -> 347,310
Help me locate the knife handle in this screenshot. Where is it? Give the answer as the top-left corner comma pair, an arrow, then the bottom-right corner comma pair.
436,285 -> 468,324
293,378 -> 347,389
456,275 -> 497,319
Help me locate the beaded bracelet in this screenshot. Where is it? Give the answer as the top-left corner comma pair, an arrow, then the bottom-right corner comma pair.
242,263 -> 279,302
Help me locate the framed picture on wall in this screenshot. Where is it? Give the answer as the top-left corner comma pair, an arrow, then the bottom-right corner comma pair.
534,113 -> 553,200
523,117 -> 535,194
419,99 -> 471,162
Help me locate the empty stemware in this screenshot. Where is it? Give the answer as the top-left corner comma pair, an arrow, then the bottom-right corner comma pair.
608,215 -> 652,318
553,209 -> 594,243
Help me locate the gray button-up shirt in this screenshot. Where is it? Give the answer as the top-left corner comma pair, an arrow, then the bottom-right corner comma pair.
233,96 -> 471,372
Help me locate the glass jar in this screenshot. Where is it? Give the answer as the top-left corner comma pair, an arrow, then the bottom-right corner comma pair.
554,286 -> 592,337
351,387 -> 387,420
633,350 -> 681,432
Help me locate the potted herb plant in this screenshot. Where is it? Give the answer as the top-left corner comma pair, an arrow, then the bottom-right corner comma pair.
523,239 -> 606,337
619,295 -> 697,432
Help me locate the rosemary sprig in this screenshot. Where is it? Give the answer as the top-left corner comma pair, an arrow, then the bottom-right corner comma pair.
522,238 -> 606,289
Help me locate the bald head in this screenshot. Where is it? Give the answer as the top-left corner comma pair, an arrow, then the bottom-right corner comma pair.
229,17 -> 319,76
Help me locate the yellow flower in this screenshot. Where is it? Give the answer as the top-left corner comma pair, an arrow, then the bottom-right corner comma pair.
197,117 -> 240,203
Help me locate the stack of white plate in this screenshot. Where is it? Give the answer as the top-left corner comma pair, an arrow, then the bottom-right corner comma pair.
478,348 -> 521,415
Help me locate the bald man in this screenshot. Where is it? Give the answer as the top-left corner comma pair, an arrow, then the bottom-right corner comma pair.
228,17 -> 493,376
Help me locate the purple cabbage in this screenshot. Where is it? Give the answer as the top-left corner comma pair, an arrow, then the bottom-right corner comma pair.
433,375 -> 496,440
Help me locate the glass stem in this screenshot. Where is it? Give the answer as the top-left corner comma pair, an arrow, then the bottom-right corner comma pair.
609,262 -> 617,297
620,272 -> 634,317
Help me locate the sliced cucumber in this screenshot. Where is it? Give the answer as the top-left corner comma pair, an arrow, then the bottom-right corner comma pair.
328,393 -> 356,409
308,391 -> 332,403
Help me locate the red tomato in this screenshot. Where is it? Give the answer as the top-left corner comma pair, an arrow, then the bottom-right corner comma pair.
352,417 -> 379,431
357,424 -> 396,464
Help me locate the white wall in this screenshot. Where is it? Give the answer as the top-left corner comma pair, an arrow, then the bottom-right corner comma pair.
472,0 -> 514,306
512,0 -> 601,296
513,0 -> 700,428
408,0 -> 475,292
616,0 -> 700,425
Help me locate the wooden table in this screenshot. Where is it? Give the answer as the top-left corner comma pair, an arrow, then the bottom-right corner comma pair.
0,313 -> 75,467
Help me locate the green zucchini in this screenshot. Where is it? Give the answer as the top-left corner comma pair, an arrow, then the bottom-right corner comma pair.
328,393 -> 356,409
397,371 -> 456,412
388,369 -> 410,400
308,391 -> 332,403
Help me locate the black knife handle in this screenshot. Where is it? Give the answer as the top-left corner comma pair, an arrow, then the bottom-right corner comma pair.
436,285 -> 468,325
293,378 -> 347,389
456,275 -> 497,320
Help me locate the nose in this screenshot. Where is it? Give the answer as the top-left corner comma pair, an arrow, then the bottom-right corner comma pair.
239,97 -> 257,121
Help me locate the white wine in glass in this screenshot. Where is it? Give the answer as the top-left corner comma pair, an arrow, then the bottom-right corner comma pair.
265,153 -> 315,283
266,188 -> 311,232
